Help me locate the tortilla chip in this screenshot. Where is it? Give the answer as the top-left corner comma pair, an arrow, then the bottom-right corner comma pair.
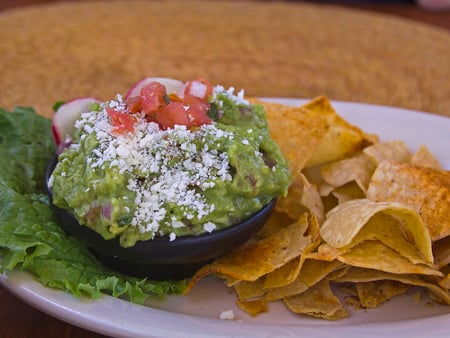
265,259 -> 343,301
355,280 -> 410,308
256,210 -> 294,238
363,140 -> 411,166
300,96 -> 373,167
320,152 -> 375,193
433,236 -> 450,269
275,173 -> 324,223
305,243 -> 340,262
237,298 -> 268,316
367,161 -> 450,241
410,144 -> 442,170
333,267 -> 450,305
320,199 -> 433,263
337,212 -> 433,266
301,95 -> 359,133
306,125 -> 367,167
258,99 -> 329,173
234,278 -> 267,301
184,97 -> 449,318
337,240 -> 441,276
264,230 -> 323,291
318,181 -> 334,197
283,279 -> 349,320
438,274 -> 450,290
331,182 -> 366,204
183,218 -> 311,293
262,257 -> 303,290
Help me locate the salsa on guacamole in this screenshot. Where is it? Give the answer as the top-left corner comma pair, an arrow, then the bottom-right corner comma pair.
49,79 -> 291,247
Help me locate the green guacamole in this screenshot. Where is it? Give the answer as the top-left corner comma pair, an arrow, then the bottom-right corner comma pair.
50,89 -> 291,247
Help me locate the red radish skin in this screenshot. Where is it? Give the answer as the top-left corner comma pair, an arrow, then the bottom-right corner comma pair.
52,97 -> 101,150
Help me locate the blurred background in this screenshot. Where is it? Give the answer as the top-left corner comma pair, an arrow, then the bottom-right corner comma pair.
0,1 -> 449,336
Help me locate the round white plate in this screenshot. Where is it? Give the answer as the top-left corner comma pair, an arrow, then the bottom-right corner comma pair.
1,99 -> 450,338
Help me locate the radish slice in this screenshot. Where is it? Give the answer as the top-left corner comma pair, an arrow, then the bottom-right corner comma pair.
125,77 -> 184,99
52,97 -> 101,149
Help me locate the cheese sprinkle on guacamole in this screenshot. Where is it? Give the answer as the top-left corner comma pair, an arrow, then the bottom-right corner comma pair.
50,83 -> 291,247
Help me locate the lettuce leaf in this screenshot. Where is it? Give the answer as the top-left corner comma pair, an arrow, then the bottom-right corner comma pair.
0,107 -> 185,303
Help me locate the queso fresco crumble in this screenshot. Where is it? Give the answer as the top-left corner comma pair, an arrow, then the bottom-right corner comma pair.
50,80 -> 291,248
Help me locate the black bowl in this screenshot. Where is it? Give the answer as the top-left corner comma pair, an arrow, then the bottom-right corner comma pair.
46,157 -> 276,280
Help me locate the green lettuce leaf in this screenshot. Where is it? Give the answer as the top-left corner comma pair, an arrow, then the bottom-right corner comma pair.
0,107 -> 185,303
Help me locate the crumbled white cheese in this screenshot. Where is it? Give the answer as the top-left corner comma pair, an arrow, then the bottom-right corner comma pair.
219,310 -> 235,321
203,221 -> 216,233
169,232 -> 176,242
72,97 -> 235,238
213,85 -> 249,105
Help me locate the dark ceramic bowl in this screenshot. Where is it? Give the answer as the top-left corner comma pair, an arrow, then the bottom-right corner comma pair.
46,157 -> 276,280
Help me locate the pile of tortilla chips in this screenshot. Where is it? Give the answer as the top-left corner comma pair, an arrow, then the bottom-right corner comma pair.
184,96 -> 450,320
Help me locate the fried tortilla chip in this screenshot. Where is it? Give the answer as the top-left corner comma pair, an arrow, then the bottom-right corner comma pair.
237,298 -> 268,316
367,161 -> 450,241
256,210 -> 294,238
301,96 -> 373,167
283,279 -> 349,320
275,173 -> 324,223
258,99 -> 329,173
337,240 -> 441,276
320,199 -> 433,263
433,236 -> 450,268
306,125 -> 367,167
262,257 -> 303,290
438,274 -> 450,290
305,243 -> 340,262
332,267 -> 450,305
320,152 -> 375,193
263,226 -> 324,291
184,218 -> 311,293
331,182 -> 366,204
301,96 -> 359,133
184,97 -> 449,319
355,280 -> 410,308
339,212 -> 433,266
265,259 -> 343,301
363,140 -> 412,166
410,144 -> 442,169
234,278 -> 267,301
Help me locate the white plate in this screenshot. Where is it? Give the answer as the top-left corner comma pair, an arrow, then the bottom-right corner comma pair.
1,99 -> 450,338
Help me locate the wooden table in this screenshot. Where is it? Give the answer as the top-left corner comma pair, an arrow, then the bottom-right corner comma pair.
1,0 -> 450,30
0,1 -> 449,338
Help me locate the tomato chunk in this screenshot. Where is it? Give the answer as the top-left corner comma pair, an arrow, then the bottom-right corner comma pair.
187,105 -> 212,127
123,78 -> 214,130
106,107 -> 136,134
156,101 -> 191,130
125,96 -> 142,113
140,82 -> 168,115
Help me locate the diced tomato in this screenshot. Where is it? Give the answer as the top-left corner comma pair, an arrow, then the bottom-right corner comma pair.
181,78 -> 213,128
125,95 -> 142,113
122,79 -> 214,130
183,78 -> 213,100
187,105 -> 212,127
140,82 -> 168,115
182,93 -> 207,112
156,101 -> 191,130
106,107 -> 136,134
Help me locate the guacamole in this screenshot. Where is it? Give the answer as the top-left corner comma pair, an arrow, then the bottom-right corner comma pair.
49,83 -> 291,247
